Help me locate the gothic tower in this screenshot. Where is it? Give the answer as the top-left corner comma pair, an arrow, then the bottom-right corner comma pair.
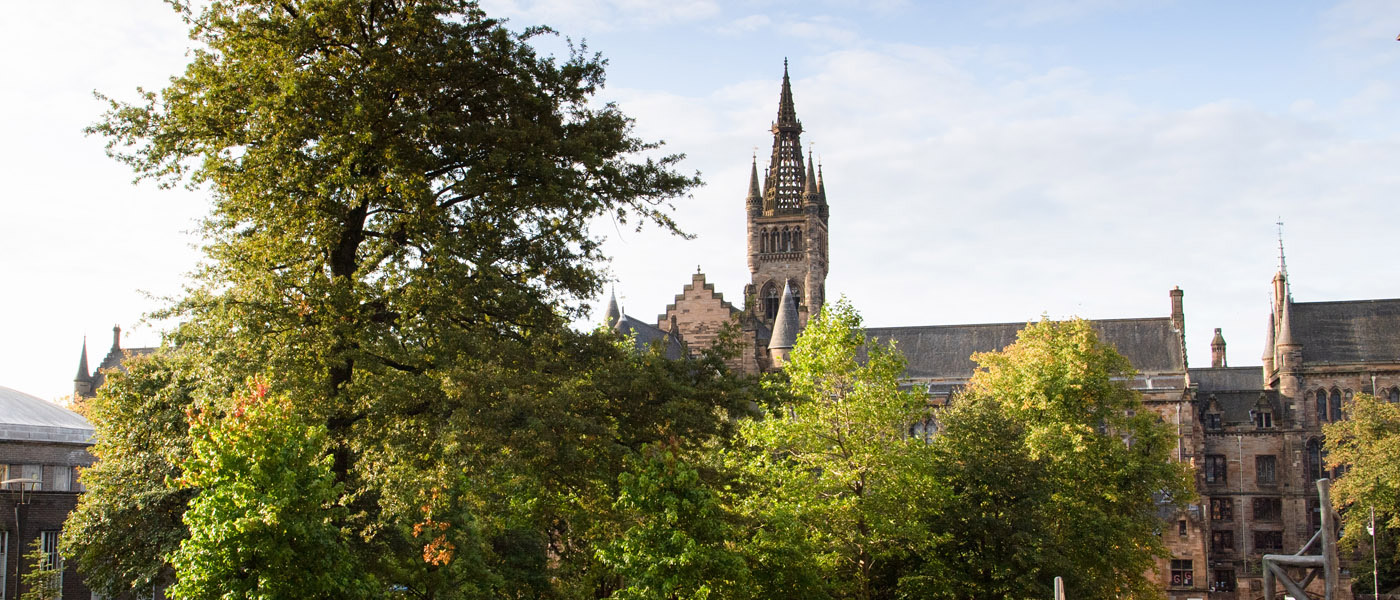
745,61 -> 829,327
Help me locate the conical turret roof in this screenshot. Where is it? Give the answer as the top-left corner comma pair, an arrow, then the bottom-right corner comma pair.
75,338 -> 90,381
768,282 -> 800,350
605,290 -> 621,329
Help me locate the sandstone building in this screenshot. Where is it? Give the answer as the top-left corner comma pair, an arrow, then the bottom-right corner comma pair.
607,64 -> 1397,599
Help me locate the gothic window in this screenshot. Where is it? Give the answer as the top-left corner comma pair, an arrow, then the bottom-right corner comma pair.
759,228 -> 768,253
788,281 -> 802,309
1205,454 -> 1227,485
1306,438 -> 1323,482
1329,389 -> 1343,422
780,228 -> 789,251
1212,530 -> 1235,551
1211,497 -> 1234,521
770,230 -> 779,253
793,226 -> 802,251
1316,389 -> 1328,422
1256,455 -> 1277,485
761,283 -> 780,320
1389,387 -> 1400,403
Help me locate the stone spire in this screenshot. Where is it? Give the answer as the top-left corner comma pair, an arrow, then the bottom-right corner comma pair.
1210,328 -> 1227,368
763,60 -> 807,213
802,151 -> 819,206
746,154 -> 762,210
768,282 -> 800,352
605,290 -> 621,329
1277,292 -> 1296,347
75,338 -> 90,380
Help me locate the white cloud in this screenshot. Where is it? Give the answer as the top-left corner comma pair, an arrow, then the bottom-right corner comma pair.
480,0 -> 721,32
983,0 -> 1172,26
715,14 -> 772,35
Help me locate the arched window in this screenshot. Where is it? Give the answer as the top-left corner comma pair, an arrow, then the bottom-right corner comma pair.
788,281 -> 802,309
1329,389 -> 1343,422
1389,387 -> 1399,403
1306,438 -> 1323,483
793,226 -> 802,251
761,282 -> 780,320
759,228 -> 768,253
1316,389 -> 1328,422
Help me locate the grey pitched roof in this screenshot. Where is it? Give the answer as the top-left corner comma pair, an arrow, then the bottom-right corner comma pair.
1190,367 -> 1264,392
1292,299 -> 1400,364
0,385 -> 94,444
616,314 -> 686,360
1199,390 -> 1279,427
865,317 -> 1185,380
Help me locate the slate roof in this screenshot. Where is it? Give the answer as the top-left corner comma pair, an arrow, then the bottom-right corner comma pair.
615,314 -> 686,360
1291,299 -> 1400,364
1190,367 -> 1264,393
1199,389 -> 1279,427
0,385 -> 93,444
866,317 -> 1185,380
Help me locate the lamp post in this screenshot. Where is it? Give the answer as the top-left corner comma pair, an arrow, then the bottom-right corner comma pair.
2,477 -> 38,600
1369,506 -> 1378,600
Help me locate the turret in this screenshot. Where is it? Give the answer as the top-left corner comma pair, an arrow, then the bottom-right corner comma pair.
605,290 -> 621,329
74,338 -> 93,398
768,282 -> 800,368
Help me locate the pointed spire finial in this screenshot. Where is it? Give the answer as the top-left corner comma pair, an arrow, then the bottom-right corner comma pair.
605,289 -> 621,329
1276,217 -> 1288,278
76,337 -> 90,381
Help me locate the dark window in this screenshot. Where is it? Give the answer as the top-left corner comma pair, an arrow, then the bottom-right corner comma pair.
1203,412 -> 1222,430
792,226 -> 802,251
1253,410 -> 1273,428
1179,519 -> 1188,537
1308,498 -> 1321,533
761,284 -> 780,320
1306,438 -> 1323,482
1253,497 -> 1282,521
1211,530 -> 1234,552
1316,389 -> 1328,422
759,228 -> 768,253
1211,497 -> 1234,521
1253,530 -> 1283,552
1170,559 -> 1194,588
1256,455 -> 1277,485
1205,454 -> 1227,484
1389,387 -> 1399,403
1329,389 -> 1343,422
1212,569 -> 1236,592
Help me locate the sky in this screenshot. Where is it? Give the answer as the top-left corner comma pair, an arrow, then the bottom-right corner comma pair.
2,0 -> 1398,402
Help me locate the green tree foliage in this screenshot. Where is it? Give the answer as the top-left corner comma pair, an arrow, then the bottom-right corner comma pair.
70,0 -> 733,597
730,298 -> 945,600
598,444 -> 752,600
166,379 -> 370,599
63,352 -> 197,597
20,538 -> 61,600
1325,392 -> 1400,591
940,318 -> 1193,600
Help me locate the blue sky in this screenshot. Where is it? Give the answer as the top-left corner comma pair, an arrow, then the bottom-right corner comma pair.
2,0 -> 1398,400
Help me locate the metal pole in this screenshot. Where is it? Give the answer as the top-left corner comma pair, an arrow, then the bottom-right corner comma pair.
1371,506 -> 1379,600
1054,576 -> 1065,600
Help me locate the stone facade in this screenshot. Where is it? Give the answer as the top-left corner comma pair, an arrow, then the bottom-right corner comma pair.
612,64 -> 1394,598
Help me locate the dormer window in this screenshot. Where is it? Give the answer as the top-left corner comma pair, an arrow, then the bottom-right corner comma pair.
1252,393 -> 1274,429
1203,395 -> 1223,430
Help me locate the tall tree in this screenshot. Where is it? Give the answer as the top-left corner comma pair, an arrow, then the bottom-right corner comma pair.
1325,392 -> 1400,592
947,318 -> 1193,600
730,299 -> 946,600
73,0 -> 715,597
